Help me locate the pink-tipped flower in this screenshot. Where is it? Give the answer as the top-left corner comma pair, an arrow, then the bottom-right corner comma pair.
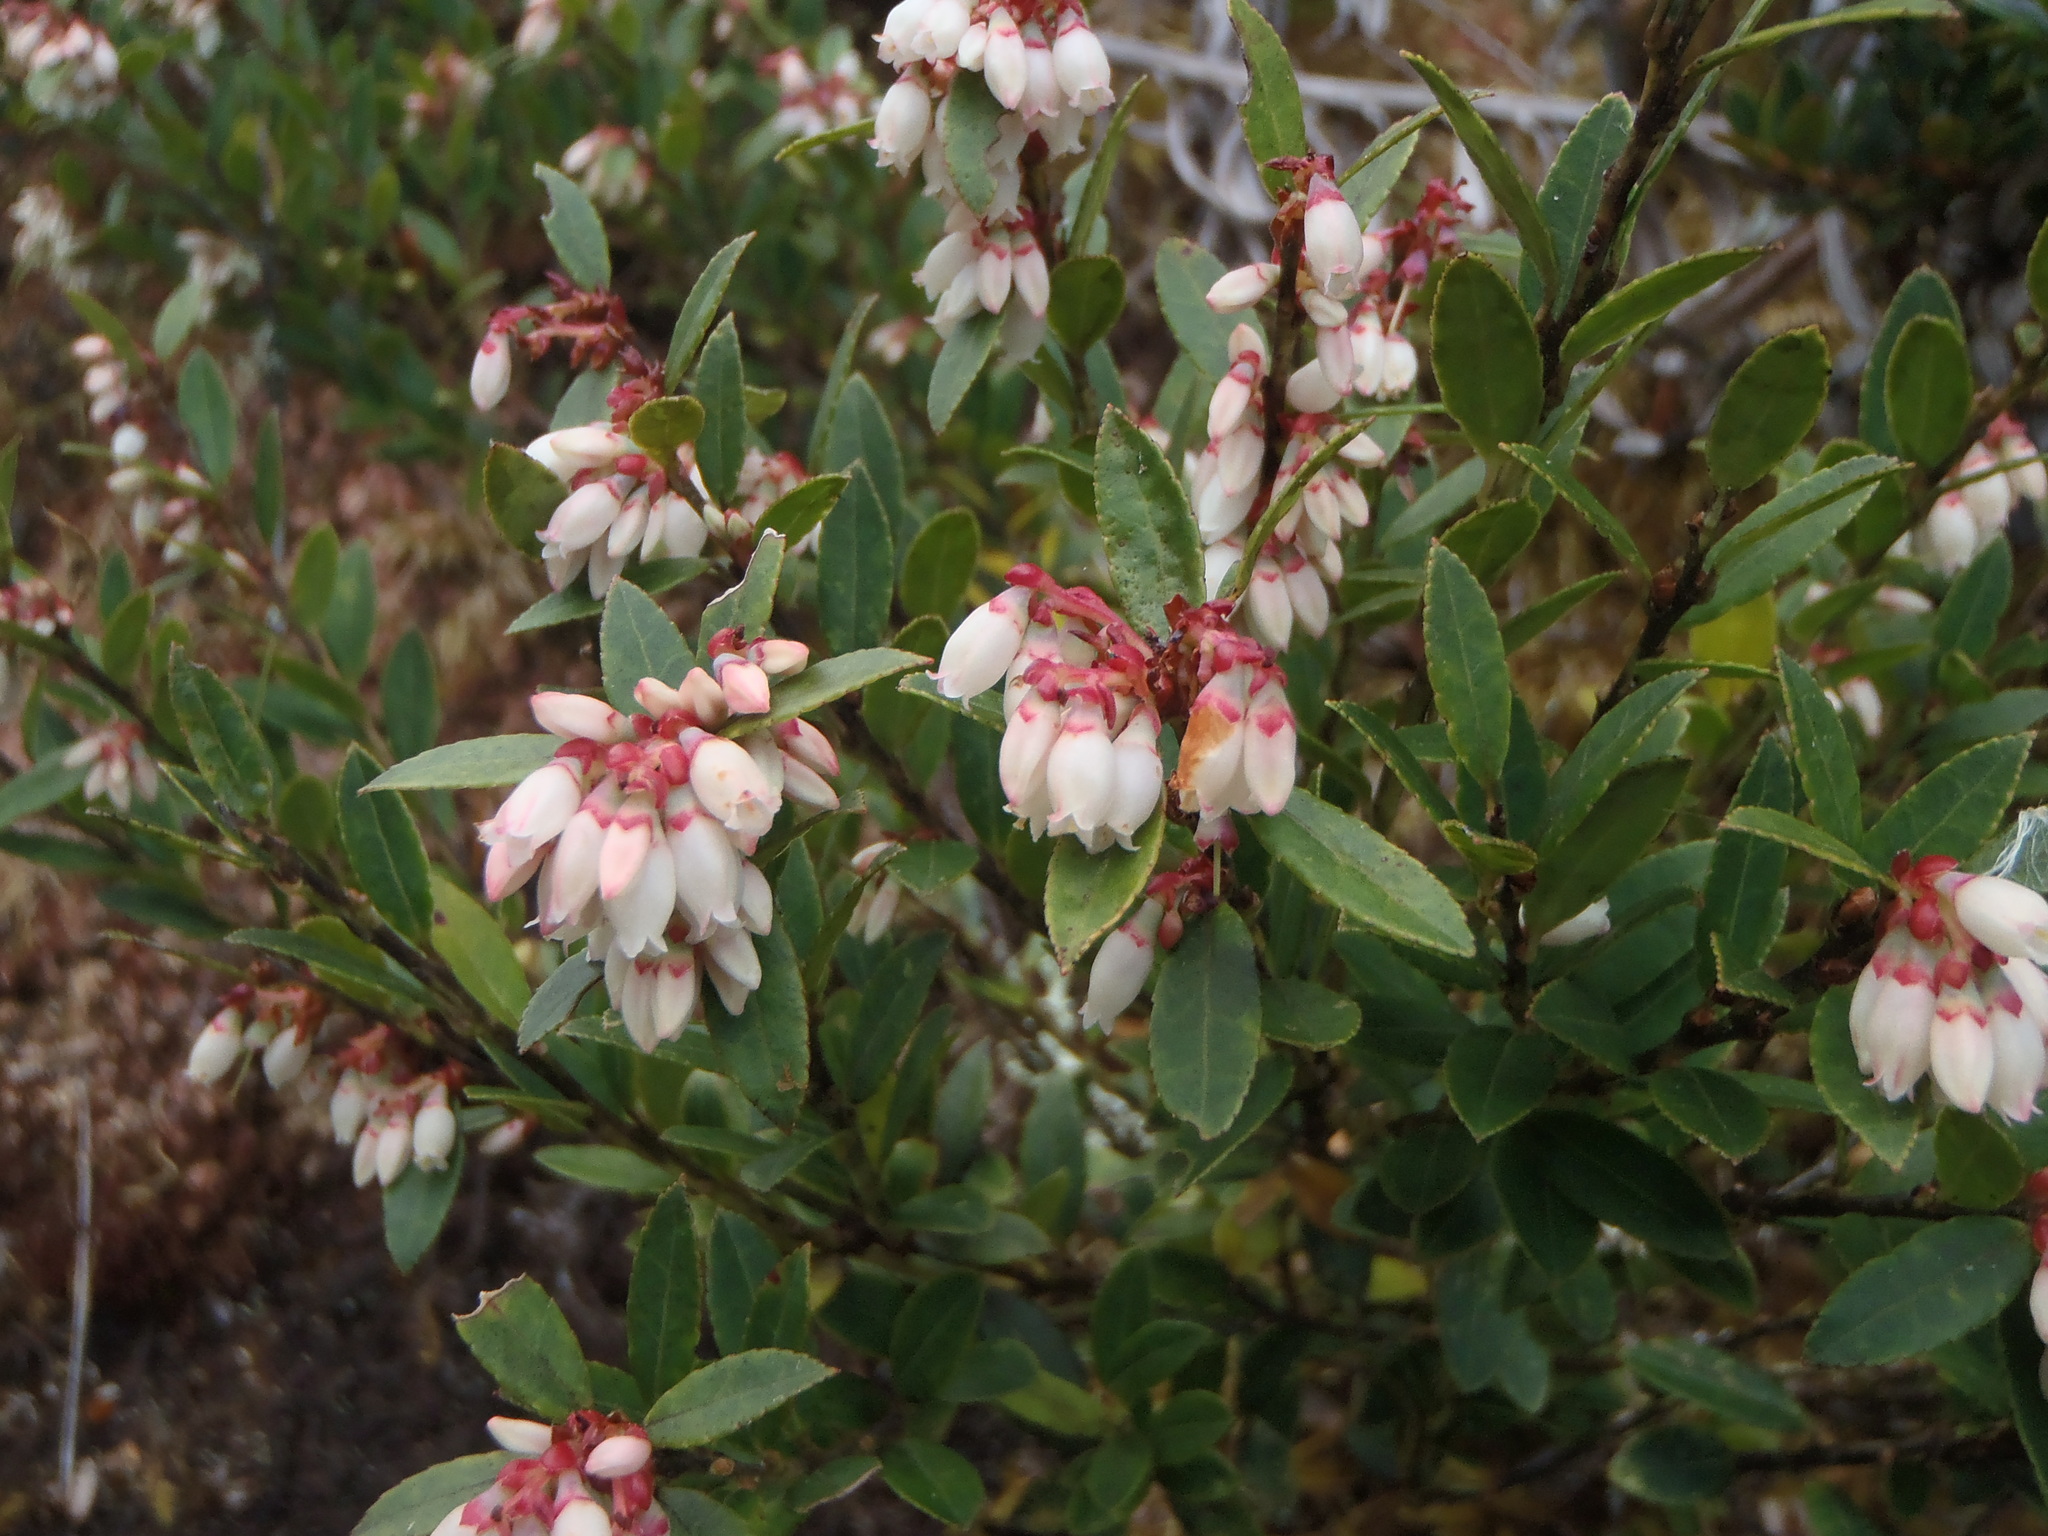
669,805 -> 741,934
1959,443 -> 2014,532
1952,873 -> 2048,964
495,761 -> 585,848
1987,975 -> 2047,1122
1207,324 -> 1269,441
716,657 -> 773,716
1047,698 -> 1117,841
1012,228 -> 1050,317
689,736 -> 778,836
1303,175 -> 1364,295
775,717 -> 840,777
935,585 -> 1031,698
545,479 -> 624,550
540,795 -> 612,932
352,1125 -> 380,1188
1081,900 -> 1163,1029
470,333 -> 511,410
585,1433 -> 653,1481
1930,968 -> 1994,1114
1241,677 -> 1298,815
1244,557 -> 1292,651
413,1085 -> 458,1170
1381,332 -> 1418,395
977,226 -> 1014,314
1862,935 -> 1936,1099
1000,688 -> 1062,821
263,1025 -> 312,1088
983,7 -> 1026,108
1108,709 -> 1164,846
186,1010 -> 244,1084
1052,5 -> 1112,110
1286,359 -> 1342,415
552,1497 -> 612,1536
1019,21 -> 1061,119
872,78 -> 933,168
1920,491 -> 1978,575
2033,1262 -> 2048,1343
1174,668 -> 1250,821
1206,262 -> 1280,313
375,1111 -> 414,1187
533,691 -> 630,743
486,1417 -> 556,1456
331,1070 -> 371,1144
598,791 -> 657,902
755,638 -> 809,677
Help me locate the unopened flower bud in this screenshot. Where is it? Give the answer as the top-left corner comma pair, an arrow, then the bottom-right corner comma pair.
263,1025 -> 313,1087
1539,899 -> 1611,947
1952,874 -> 2048,964
553,1498 -> 612,1536
413,1092 -> 458,1171
935,585 -> 1030,699
1303,175 -> 1364,295
1206,262 -> 1279,313
470,334 -> 512,410
487,1416 -> 556,1456
584,1434 -> 653,1480
1081,900 -> 1162,1029
532,691 -> 631,743
186,1011 -> 244,1084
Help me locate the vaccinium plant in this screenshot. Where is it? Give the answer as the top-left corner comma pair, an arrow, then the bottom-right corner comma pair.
21,0 -> 2048,1531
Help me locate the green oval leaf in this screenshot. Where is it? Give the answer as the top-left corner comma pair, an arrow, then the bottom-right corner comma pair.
534,163 -> 611,291
1806,1215 -> 2034,1366
1423,541 -> 1512,787
1094,405 -> 1204,634
1884,312 -> 1973,467
1251,789 -> 1476,957
1150,906 -> 1263,1138
1431,255 -> 1542,451
1706,327 -> 1830,490
646,1348 -> 836,1446
1444,1029 -> 1554,1139
454,1274 -> 593,1419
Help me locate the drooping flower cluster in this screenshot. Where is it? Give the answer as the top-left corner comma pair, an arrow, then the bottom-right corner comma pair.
437,1413 -> 664,1536
563,126 -> 654,212
8,183 -> 86,286
2,2 -> 119,119
935,565 -> 1298,849
1912,413 -> 2048,575
61,721 -> 158,811
402,44 -> 494,140
763,44 -> 874,140
1851,855 -> 2048,1117
710,447 -> 821,555
871,0 -> 1113,357
480,638 -> 839,1051
0,574 -> 74,637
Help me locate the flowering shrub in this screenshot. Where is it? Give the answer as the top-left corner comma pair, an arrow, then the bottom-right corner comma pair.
23,0 -> 2048,1531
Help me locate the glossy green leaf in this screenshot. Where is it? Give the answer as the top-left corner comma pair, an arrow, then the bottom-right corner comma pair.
819,462 -> 895,652
1440,496 -> 1541,585
2031,215 -> 2048,322
1560,248 -> 1765,369
1491,1126 -> 1599,1275
1702,735 -> 1794,977
1861,267 -> 1962,455
1511,1109 -> 1734,1260
1048,255 -> 1126,357
1524,95 -> 1632,310
169,647 -> 271,819
534,163 -> 610,290
1778,650 -> 1861,843
890,1272 -> 984,1400
1150,906 -> 1263,1138
1444,1029 -> 1554,1138
1650,1068 -> 1771,1161
695,314 -> 746,506
177,347 -> 235,485
1862,734 -> 2029,864
1254,789 -> 1474,955
519,954 -> 599,1049
1524,758 -> 1688,934
1502,443 -> 1647,575
666,232 -> 754,387
901,509 -> 981,619
1885,313 -> 1973,467
1095,405 -> 1205,634
1628,1336 -> 1805,1432
1706,327 -> 1830,491
1228,0 -> 1307,196
760,647 -> 925,725
1431,256 -> 1542,451
290,523 -> 340,629
1719,805 -> 1889,884
366,735 -> 557,792
601,580 -> 692,712
698,532 -> 783,648
1608,1425 -> 1733,1506
352,1453 -> 511,1536
335,747 -> 432,939
454,1274 -> 593,1419
1379,1121 -> 1481,1213
1257,977 -> 1360,1048
646,1348 -> 835,1446
0,756 -> 90,833
1806,1215 -> 2033,1366
1423,542 -> 1512,787
383,1137 -> 463,1275
880,1439 -> 984,1527
1537,669 -> 1698,852
483,442 -> 566,557
1935,1107 -> 2025,1209
927,309 -> 1001,433
430,870 -> 530,1027
1046,803 -> 1163,971
941,69 -> 1005,216
1153,238 -> 1235,377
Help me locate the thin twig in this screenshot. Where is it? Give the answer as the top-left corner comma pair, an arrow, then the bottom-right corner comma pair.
57,1083 -> 93,1522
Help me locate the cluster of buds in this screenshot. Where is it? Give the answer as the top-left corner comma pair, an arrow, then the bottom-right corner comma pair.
1079,857 -> 1222,1027
402,44 -> 494,139
1,2 -> 119,119
437,1413 -> 663,1536
562,126 -> 654,212
1850,856 -> 2048,1117
763,44 -> 874,140
1912,414 -> 2048,576
185,982 -> 328,1095
872,0 -> 1113,357
1186,320 -> 1379,651
73,332 -> 129,425
175,229 -> 261,320
130,0 -> 224,58
849,838 -> 906,944
0,574 -> 74,637
327,1026 -> 463,1186
60,721 -> 158,812
479,635 -> 840,1052
713,448 -> 820,555
524,424 -> 708,596
8,183 -> 85,286
936,566 -> 1298,849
